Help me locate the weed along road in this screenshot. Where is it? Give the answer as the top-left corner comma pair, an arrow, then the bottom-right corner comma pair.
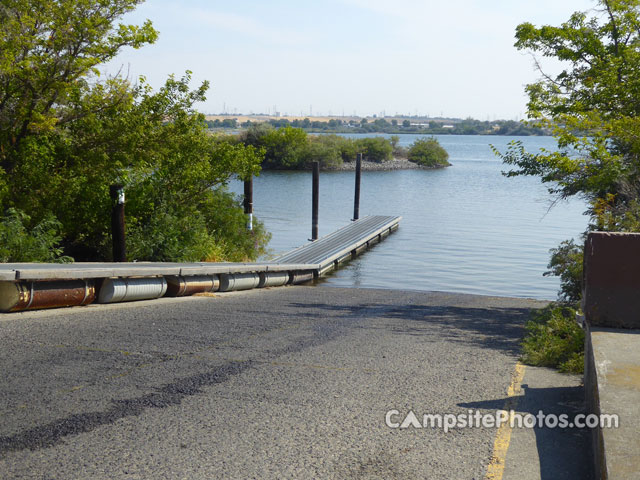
0,286 -> 588,479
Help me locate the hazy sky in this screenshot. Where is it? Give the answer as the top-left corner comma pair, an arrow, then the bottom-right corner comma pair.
107,0 -> 596,120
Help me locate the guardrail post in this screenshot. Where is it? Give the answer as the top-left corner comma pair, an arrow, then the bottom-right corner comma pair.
244,176 -> 253,231
312,161 -> 319,241
109,184 -> 126,262
353,152 -> 362,221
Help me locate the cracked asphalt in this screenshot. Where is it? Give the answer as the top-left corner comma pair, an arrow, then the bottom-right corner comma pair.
0,286 -> 552,479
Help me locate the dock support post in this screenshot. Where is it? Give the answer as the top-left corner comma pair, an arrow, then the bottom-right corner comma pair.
110,184 -> 126,262
353,152 -> 362,221
312,161 -> 319,241
244,176 -> 253,231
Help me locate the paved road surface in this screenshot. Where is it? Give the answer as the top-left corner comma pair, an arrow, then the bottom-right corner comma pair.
0,287 -> 589,479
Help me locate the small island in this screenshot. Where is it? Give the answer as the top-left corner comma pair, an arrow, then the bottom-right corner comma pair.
218,124 -> 451,171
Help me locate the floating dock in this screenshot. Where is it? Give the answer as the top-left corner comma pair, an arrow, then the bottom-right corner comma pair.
0,215 -> 400,312
274,215 -> 401,274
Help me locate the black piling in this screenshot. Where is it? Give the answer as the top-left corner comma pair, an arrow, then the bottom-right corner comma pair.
312,161 -> 319,241
353,152 -> 362,221
244,177 -> 253,231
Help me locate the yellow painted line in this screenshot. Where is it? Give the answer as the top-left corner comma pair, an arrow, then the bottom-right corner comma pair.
485,361 -> 526,480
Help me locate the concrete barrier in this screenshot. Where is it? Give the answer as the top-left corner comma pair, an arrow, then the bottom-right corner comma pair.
583,231 -> 640,479
584,232 -> 640,328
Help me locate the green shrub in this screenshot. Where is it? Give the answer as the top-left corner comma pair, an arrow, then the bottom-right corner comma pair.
407,137 -> 450,167
200,189 -> 271,261
544,239 -> 583,305
355,137 -> 393,162
305,135 -> 344,169
335,136 -> 358,162
0,209 -> 72,262
126,188 -> 270,262
241,124 -> 307,169
521,304 -> 584,374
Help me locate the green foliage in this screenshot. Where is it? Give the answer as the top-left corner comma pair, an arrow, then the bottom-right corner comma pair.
0,0 -> 267,262
544,240 -> 584,305
500,0 -> 640,219
0,209 -> 71,262
335,136 -> 359,162
127,189 -> 270,262
305,135 -> 344,169
0,0 -> 158,172
355,137 -> 392,163
240,126 -> 364,169
497,1 -> 640,317
592,193 -> 640,231
407,137 -> 450,167
199,189 -> 271,261
241,124 -> 307,169
521,304 -> 584,374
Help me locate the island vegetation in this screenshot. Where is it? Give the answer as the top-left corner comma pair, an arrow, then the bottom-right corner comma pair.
220,123 -> 449,170
499,0 -> 640,373
407,138 -> 451,168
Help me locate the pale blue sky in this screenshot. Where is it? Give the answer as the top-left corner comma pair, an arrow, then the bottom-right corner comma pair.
107,0 -> 596,119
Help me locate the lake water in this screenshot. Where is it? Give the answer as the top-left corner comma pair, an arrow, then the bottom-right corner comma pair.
229,134 -> 588,300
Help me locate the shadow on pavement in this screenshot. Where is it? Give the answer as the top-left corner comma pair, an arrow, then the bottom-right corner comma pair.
288,301 -> 532,356
459,384 -> 593,480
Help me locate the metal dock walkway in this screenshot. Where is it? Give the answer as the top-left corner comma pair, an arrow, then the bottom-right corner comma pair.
0,215 -> 400,311
275,215 -> 401,274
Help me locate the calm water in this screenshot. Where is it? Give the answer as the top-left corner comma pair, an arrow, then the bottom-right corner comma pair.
229,135 -> 588,300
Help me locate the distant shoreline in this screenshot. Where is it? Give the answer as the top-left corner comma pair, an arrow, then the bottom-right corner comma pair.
206,114 -> 547,136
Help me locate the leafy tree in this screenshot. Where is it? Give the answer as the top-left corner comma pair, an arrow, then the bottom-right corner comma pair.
241,122 -> 274,148
305,135 -> 343,169
0,0 -> 157,174
497,0 -> 640,301
241,124 -> 307,169
221,118 -> 237,128
408,137 -> 450,167
0,0 -> 267,262
502,0 -> 640,222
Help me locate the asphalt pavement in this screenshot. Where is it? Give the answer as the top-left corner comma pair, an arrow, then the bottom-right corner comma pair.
0,286 -> 590,479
